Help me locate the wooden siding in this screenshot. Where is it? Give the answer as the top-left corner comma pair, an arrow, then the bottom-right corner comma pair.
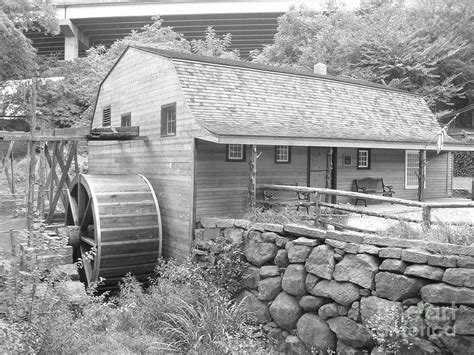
195,141 -> 307,218
89,49 -> 208,260
336,148 -> 451,202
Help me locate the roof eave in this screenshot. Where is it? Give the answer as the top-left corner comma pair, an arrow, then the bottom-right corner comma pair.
210,135 -> 474,151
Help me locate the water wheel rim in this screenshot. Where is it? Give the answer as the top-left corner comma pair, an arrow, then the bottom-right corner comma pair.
67,174 -> 102,286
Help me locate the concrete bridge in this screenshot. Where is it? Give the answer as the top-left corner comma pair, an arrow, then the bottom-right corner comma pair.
27,0 -> 361,60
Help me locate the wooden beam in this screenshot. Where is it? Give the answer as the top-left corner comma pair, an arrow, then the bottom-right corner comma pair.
46,142 -> 75,223
259,184 -> 426,208
325,147 -> 333,203
88,126 -> 140,140
418,150 -> 426,202
248,145 -> 258,207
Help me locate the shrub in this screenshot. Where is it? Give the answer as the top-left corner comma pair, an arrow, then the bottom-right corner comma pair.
453,151 -> 473,177
244,206 -> 314,226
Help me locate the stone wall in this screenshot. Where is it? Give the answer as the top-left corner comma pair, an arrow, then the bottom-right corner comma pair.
195,218 -> 474,354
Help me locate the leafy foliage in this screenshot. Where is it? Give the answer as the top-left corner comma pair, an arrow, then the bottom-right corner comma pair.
252,1 -> 473,113
453,151 -> 473,177
0,0 -> 58,80
21,18 -> 240,128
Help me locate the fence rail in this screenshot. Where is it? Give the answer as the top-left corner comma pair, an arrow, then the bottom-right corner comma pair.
258,184 -> 474,229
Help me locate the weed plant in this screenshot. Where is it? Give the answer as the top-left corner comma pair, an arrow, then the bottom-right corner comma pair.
381,221 -> 474,246
1,243 -> 267,353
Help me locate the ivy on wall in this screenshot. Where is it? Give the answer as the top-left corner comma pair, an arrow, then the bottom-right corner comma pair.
454,151 -> 473,177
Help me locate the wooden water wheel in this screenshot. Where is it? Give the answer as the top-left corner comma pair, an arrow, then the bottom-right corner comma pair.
65,174 -> 162,290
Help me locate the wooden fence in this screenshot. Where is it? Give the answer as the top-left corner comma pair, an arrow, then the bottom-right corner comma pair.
258,184 -> 474,230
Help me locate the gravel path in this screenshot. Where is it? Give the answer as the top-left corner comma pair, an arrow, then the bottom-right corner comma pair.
346,198 -> 474,232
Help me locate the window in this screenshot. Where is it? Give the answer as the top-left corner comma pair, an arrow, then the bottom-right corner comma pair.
121,113 -> 131,127
226,144 -> 246,162
357,149 -> 371,169
161,103 -> 176,136
102,106 -> 111,127
275,145 -> 291,163
343,155 -> 352,166
405,150 -> 426,189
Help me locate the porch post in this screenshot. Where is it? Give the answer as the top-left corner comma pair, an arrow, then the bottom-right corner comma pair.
248,145 -> 257,207
418,150 -> 426,202
325,147 -> 333,202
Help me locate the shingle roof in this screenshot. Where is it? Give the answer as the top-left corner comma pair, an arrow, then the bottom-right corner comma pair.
133,46 -> 450,145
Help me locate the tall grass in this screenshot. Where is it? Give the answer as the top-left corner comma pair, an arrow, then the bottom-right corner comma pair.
1,256 -> 267,353
380,221 -> 474,246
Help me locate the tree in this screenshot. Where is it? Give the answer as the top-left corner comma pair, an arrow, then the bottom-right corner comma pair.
37,19 -> 240,127
0,0 -> 58,80
251,1 -> 471,113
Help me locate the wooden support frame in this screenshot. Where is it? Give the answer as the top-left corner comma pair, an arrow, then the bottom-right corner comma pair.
45,141 -> 77,223
1,141 -> 15,194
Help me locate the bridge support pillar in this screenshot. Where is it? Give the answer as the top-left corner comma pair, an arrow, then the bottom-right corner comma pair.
60,19 -> 90,61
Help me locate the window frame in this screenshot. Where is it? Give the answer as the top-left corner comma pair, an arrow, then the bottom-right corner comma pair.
405,150 -> 426,189
102,106 -> 111,127
161,103 -> 176,137
226,144 -> 246,162
274,145 -> 291,164
357,149 -> 371,170
121,112 -> 131,127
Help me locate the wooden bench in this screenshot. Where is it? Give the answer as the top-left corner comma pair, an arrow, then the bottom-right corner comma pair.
354,177 -> 395,207
258,185 -> 312,212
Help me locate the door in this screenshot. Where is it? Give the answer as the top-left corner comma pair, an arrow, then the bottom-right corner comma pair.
309,147 -> 328,188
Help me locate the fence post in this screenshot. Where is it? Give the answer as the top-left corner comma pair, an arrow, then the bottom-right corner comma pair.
422,205 -> 431,230
314,191 -> 321,226
10,229 -> 16,257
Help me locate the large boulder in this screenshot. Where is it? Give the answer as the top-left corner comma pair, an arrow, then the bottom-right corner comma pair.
245,239 -> 278,267
285,335 -> 310,355
399,337 -> 441,355
269,292 -> 303,330
439,334 -> 474,355
327,316 -> 372,348
286,242 -> 312,263
379,259 -> 407,274
375,272 -> 427,301
443,268 -> 474,288
281,264 -> 307,296
318,303 -> 340,320
258,276 -> 281,301
404,264 -> 444,281
305,273 -> 321,293
311,280 -> 360,307
274,249 -> 289,267
455,306 -> 474,336
333,253 -> 379,289
305,245 -> 335,279
236,290 -> 271,323
359,296 -> 402,325
299,295 -> 328,312
420,283 -> 474,305
296,313 -> 337,351
337,340 -> 366,355
242,266 -> 260,289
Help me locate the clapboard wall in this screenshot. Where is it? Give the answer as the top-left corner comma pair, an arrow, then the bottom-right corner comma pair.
89,48 -> 210,260
336,148 -> 452,201
195,141 -> 307,219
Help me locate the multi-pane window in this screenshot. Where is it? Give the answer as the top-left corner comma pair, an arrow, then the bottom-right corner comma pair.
102,106 -> 111,127
357,149 -> 371,169
405,150 -> 426,189
161,103 -> 176,136
227,144 -> 245,162
121,113 -> 131,127
275,145 -> 290,163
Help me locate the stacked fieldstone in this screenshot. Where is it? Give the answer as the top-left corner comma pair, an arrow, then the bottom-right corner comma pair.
194,219 -> 474,354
